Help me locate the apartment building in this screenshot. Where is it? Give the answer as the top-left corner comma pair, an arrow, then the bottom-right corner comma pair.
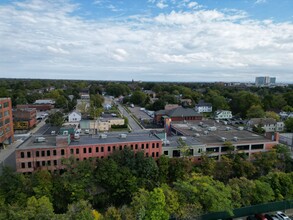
16,132 -> 162,173
0,98 -> 14,148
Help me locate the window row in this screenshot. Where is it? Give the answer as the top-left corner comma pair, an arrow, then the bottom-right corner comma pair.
21,160 -> 59,169
20,149 -> 65,158
19,142 -> 161,158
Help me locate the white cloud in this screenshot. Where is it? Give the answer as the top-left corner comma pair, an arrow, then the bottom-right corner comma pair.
187,1 -> 198,8
255,0 -> 267,4
0,0 -> 293,82
156,1 -> 168,9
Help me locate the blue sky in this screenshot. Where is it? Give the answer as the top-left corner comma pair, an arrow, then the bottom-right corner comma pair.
0,0 -> 293,82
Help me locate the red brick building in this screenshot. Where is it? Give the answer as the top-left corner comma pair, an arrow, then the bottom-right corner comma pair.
155,107 -> 203,124
13,108 -> 37,130
17,104 -> 53,111
0,98 -> 14,148
15,133 -> 162,173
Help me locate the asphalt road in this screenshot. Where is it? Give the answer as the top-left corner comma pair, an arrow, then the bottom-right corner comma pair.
117,103 -> 143,132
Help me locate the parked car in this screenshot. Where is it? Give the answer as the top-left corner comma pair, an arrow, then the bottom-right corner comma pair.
265,214 -> 279,220
247,216 -> 258,220
275,211 -> 291,220
255,214 -> 268,220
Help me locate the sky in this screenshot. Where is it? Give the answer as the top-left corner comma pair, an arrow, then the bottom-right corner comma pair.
0,0 -> 293,82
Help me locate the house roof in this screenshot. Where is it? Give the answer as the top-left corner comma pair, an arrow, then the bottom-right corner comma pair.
69,111 -> 81,117
248,118 -> 276,126
196,100 -> 212,107
156,107 -> 201,117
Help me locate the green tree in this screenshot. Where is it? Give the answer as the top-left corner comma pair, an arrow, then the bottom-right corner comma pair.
174,174 -> 233,215
284,117 -> 293,132
66,200 -> 95,220
265,111 -> 280,121
246,105 -> 265,118
24,196 -> 55,220
46,111 -> 64,126
130,91 -> 147,106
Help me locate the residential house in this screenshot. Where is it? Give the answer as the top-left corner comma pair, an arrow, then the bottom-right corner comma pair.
247,118 -> 285,133
214,110 -> 232,120
195,100 -> 212,113
68,111 -> 82,123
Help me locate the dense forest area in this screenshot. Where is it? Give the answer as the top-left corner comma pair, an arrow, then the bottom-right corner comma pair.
0,145 -> 292,219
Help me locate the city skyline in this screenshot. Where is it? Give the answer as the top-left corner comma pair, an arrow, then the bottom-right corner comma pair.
1,0 -> 293,82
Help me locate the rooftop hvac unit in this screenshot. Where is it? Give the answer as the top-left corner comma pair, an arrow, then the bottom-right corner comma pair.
221,137 -> 227,142
190,126 -> 197,131
179,136 -> 187,141
208,126 -> 217,131
100,134 -> 107,139
233,137 -> 238,142
35,137 -> 46,143
119,134 -> 127,139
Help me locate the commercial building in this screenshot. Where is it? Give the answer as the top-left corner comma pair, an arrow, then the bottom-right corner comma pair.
0,98 -> 14,148
155,107 -> 203,124
15,132 -> 162,173
255,76 -> 276,86
160,120 -> 279,161
13,108 -> 37,130
17,104 -> 54,111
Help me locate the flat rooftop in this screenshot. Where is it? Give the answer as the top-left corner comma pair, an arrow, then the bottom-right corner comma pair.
17,132 -> 161,150
171,120 -> 273,146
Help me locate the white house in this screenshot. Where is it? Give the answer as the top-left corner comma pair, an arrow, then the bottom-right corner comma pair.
214,110 -> 232,120
247,118 -> 285,133
68,111 -> 82,122
195,100 -> 212,113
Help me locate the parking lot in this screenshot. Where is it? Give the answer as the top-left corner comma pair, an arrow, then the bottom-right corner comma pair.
128,106 -> 153,121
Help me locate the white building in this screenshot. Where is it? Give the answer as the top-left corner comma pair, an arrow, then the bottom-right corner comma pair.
195,100 -> 212,113
68,111 -> 82,122
34,99 -> 55,105
214,110 -> 232,120
247,118 -> 285,132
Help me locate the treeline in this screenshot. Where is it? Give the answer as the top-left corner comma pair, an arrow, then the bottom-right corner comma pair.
1,79 -> 292,119
0,145 -> 292,219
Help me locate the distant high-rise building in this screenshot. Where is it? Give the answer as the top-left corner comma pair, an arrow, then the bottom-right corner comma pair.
255,76 -> 276,86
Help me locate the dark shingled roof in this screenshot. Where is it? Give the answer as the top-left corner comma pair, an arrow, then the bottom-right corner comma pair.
156,107 -> 201,117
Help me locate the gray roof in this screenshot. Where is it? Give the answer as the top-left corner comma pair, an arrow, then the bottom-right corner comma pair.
195,100 -> 212,107
156,107 -> 201,117
248,118 -> 276,126
17,132 -> 161,150
168,107 -> 201,117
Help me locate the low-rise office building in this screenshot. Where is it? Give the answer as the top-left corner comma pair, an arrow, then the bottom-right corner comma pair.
13,108 -> 37,130
160,120 -> 279,161
16,132 -> 162,173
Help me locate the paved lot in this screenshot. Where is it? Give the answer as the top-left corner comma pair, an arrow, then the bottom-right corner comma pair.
128,106 -> 152,120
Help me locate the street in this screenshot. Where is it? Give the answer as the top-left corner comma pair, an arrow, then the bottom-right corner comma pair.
117,103 -> 144,132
